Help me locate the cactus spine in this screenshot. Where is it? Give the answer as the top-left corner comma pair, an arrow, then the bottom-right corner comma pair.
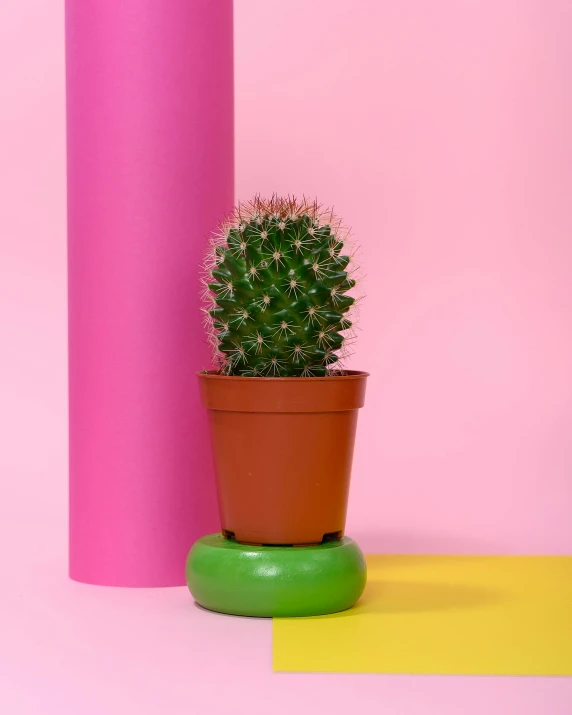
203,196 -> 358,377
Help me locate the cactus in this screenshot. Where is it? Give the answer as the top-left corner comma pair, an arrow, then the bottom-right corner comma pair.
202,196 -> 358,377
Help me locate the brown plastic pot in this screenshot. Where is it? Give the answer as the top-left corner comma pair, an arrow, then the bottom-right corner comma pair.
198,370 -> 368,546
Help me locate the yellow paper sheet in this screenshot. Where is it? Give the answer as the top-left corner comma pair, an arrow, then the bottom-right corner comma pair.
273,555 -> 572,675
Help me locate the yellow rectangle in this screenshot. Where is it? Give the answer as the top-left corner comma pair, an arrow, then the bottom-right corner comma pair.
273,555 -> 572,675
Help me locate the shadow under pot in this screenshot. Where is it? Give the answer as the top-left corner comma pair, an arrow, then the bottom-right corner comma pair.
198,370 -> 368,546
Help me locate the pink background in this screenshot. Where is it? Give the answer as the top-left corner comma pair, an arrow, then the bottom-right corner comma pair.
1,0 -> 571,713
236,0 -> 572,556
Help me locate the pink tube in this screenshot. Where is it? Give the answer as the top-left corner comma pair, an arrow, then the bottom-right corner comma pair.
66,0 -> 233,586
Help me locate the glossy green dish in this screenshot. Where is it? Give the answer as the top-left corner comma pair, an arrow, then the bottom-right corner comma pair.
186,533 -> 367,618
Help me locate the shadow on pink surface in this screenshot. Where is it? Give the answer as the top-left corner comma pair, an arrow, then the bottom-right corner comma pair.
355,530 -> 502,555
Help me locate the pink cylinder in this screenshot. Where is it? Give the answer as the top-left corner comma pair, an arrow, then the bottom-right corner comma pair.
66,0 -> 233,586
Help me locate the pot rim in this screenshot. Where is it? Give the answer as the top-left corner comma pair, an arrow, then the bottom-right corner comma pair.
197,369 -> 369,381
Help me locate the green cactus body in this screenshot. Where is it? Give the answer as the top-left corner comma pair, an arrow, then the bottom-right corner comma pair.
203,197 -> 357,377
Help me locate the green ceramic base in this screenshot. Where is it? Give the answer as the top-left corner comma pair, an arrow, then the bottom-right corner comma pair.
186,533 -> 367,618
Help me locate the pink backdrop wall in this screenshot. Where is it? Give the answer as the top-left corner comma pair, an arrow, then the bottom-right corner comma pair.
236,0 -> 572,554
1,1 -> 571,578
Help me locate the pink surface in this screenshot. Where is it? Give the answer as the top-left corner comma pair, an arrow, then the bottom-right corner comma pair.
65,0 -> 233,585
236,0 -> 572,555
1,0 -> 572,711
1,550 -> 572,715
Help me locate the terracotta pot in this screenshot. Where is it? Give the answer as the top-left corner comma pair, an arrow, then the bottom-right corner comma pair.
198,371 -> 368,546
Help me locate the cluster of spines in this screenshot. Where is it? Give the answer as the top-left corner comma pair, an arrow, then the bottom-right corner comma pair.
201,196 -> 360,376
